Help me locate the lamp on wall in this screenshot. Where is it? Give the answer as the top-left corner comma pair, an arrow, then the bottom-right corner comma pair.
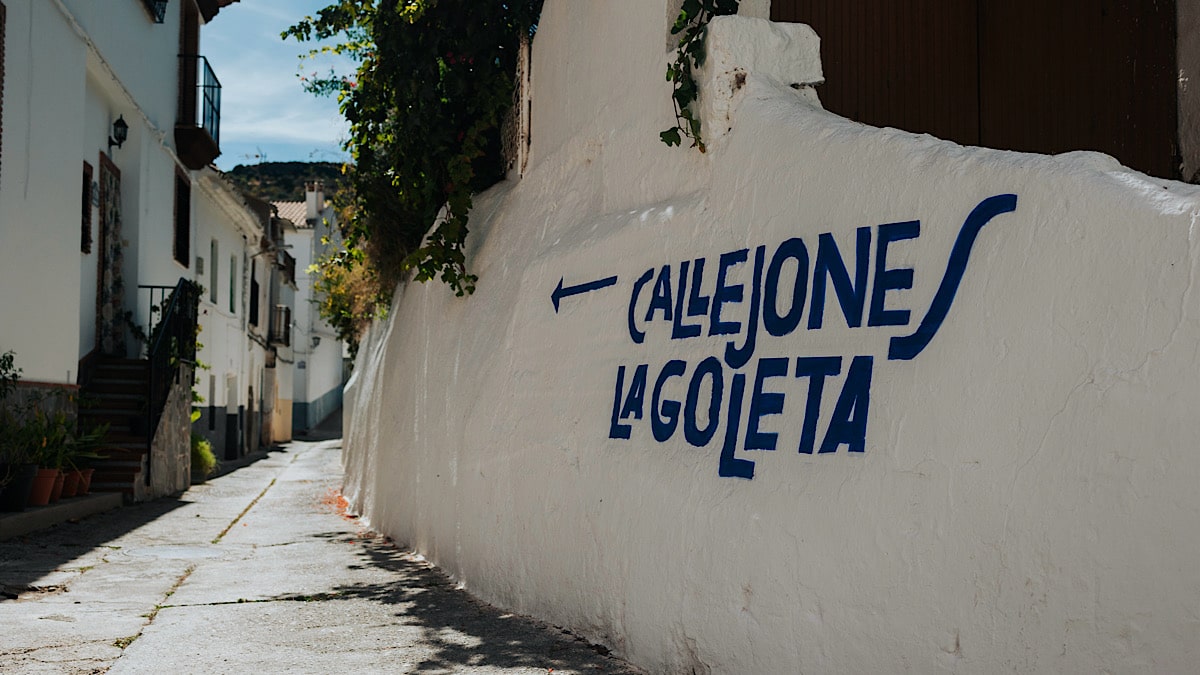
108,115 -> 129,152
311,336 -> 321,349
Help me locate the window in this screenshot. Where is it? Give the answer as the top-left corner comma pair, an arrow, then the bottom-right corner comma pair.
140,0 -> 168,23
249,260 -> 259,327
81,162 -> 93,253
208,373 -> 216,430
173,171 -> 190,266
209,240 -> 218,303
270,305 -> 291,346
228,255 -> 236,313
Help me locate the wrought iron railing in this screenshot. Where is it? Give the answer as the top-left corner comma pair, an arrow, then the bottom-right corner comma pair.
141,278 -> 200,486
179,54 -> 221,146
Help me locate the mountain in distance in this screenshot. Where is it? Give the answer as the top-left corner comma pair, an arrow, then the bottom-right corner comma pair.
224,161 -> 346,203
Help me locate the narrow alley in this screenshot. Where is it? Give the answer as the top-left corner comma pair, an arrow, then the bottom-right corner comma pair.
0,434 -> 641,674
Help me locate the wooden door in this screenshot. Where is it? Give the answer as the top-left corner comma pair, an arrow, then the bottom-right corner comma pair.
96,154 -> 126,356
771,0 -> 1179,178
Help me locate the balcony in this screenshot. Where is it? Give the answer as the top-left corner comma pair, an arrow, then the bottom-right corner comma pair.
269,305 -> 292,347
175,54 -> 221,170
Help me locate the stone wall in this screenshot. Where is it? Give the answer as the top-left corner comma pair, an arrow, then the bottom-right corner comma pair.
147,366 -> 192,499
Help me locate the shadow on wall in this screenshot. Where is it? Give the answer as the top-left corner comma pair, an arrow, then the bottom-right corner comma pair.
294,531 -> 642,674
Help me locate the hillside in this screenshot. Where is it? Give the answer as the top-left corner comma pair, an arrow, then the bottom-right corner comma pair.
224,161 -> 346,203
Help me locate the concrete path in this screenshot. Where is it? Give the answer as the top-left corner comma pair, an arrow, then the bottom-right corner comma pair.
0,439 -> 642,674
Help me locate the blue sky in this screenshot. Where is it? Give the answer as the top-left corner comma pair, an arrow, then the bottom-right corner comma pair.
202,0 -> 354,170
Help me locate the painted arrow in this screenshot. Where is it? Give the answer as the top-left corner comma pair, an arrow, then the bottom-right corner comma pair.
552,275 -> 618,313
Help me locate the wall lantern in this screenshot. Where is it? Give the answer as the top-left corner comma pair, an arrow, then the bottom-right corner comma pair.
311,336 -> 322,349
108,115 -> 129,152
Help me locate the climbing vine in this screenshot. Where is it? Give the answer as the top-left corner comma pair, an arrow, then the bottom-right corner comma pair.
661,0 -> 740,153
285,0 -> 543,297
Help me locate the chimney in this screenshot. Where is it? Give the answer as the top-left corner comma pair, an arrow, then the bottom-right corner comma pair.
305,181 -> 324,222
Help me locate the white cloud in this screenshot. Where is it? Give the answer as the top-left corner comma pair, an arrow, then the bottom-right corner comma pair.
203,0 -> 354,163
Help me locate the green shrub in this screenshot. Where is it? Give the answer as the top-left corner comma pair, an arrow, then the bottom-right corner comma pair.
191,433 -> 218,478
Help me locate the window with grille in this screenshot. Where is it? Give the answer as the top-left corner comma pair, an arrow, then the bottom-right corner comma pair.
173,171 -> 190,266
82,162 -> 93,253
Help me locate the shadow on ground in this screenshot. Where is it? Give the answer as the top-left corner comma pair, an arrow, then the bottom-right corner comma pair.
291,531 -> 641,674
0,498 -> 188,598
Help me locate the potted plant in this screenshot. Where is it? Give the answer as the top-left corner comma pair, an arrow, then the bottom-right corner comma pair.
0,410 -> 38,512
22,409 -> 72,505
64,423 -> 108,496
0,351 -> 38,511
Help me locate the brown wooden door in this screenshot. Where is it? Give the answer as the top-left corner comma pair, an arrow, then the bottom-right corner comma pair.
771,0 -> 1179,178
771,0 -> 981,146
978,0 -> 1177,178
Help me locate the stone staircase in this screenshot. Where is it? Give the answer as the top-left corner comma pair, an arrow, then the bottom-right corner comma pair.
80,357 -> 151,499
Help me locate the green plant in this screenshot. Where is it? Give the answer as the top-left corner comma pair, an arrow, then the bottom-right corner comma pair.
67,422 -> 110,470
0,350 -> 21,401
661,0 -> 741,152
191,433 -> 218,478
23,409 -> 72,469
311,239 -> 390,359
285,0 -> 544,297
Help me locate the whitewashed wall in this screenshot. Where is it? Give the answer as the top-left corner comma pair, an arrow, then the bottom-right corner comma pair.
0,1 -> 87,382
344,2 -> 1200,672
193,172 -> 260,413
285,204 -> 344,430
60,0 -> 179,132
0,0 -> 198,382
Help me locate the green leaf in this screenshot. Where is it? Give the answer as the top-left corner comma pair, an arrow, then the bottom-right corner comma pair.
660,128 -> 683,147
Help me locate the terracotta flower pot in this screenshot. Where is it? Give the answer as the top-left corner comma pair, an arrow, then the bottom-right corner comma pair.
61,470 -> 82,498
48,470 -> 64,503
28,468 -> 58,506
78,468 -> 95,495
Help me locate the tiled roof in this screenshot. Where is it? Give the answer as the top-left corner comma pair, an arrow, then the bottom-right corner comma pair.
272,201 -> 308,227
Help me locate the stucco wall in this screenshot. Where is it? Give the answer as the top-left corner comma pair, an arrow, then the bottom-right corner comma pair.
344,4 -> 1200,673
60,0 -> 178,132
1,0 -> 202,380
0,1 -> 86,381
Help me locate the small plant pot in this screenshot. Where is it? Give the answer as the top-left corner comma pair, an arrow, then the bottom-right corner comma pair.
78,468 -> 95,495
48,470 -> 65,503
61,470 -> 82,498
28,468 -> 58,507
1,464 -> 38,512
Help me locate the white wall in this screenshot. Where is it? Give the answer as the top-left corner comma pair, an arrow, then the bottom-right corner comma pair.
344,4 -> 1200,673
193,173 -> 259,413
0,1 -> 87,382
285,205 -> 344,429
1,0 -> 202,381
60,0 -> 180,132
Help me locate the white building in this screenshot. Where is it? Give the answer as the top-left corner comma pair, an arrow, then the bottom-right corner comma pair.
190,168 -> 269,460
274,182 -> 344,434
0,0 -> 239,499
343,1 -> 1200,672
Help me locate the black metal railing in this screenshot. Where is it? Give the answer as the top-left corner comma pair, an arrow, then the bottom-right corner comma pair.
142,278 -> 200,486
137,284 -> 175,350
179,54 -> 221,146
